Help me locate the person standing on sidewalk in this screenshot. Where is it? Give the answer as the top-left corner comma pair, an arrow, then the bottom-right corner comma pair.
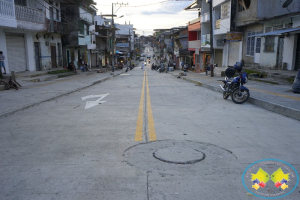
0,51 -> 6,74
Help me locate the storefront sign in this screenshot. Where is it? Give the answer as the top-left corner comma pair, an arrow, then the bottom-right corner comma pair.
226,32 -> 243,41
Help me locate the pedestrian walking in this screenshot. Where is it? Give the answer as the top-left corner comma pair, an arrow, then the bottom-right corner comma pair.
181,61 -> 184,70
0,51 -> 6,74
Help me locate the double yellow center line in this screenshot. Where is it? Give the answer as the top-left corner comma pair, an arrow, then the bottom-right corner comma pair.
135,70 -> 156,141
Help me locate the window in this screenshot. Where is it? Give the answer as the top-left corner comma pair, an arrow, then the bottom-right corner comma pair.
78,20 -> 84,35
285,23 -> 293,29
255,38 -> 261,53
265,27 -> 272,33
86,25 -> 89,35
15,0 -> 27,6
247,36 -> 255,56
221,2 -> 230,19
273,25 -> 283,31
246,31 -> 262,56
56,8 -> 59,21
264,36 -> 275,52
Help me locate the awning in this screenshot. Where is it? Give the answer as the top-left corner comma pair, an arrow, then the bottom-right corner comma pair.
253,27 -> 300,37
184,1 -> 201,11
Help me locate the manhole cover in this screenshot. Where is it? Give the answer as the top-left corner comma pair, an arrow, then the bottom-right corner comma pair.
124,140 -> 237,174
153,147 -> 205,164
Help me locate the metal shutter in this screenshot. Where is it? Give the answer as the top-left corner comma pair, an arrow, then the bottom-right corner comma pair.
6,34 -> 27,72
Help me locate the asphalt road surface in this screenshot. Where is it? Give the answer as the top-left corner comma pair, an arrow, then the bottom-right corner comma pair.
0,46 -> 299,200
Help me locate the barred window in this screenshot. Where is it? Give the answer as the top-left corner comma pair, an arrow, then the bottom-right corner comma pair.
221,2 -> 230,19
247,36 -> 255,56
255,38 -> 261,53
78,20 -> 84,35
264,36 -> 275,52
246,31 -> 262,56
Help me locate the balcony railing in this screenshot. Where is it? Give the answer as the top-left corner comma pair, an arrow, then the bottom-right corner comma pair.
1,0 -> 45,24
15,5 -> 45,24
0,0 -> 15,19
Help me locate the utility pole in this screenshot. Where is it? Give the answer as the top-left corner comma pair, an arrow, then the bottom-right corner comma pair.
111,3 -> 115,73
128,28 -> 131,65
209,0 -> 214,77
111,2 -> 128,73
171,29 -> 174,63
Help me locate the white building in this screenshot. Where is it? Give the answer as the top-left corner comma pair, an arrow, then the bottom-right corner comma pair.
0,0 -> 63,73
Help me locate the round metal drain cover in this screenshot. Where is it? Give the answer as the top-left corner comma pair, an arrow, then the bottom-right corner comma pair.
153,147 -> 205,164
124,140 -> 237,173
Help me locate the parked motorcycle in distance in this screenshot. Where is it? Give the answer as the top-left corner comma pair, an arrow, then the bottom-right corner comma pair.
219,62 -> 250,104
159,63 -> 165,73
183,64 -> 189,72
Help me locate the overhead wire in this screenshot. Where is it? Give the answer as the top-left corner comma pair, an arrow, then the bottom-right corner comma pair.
98,1 -> 169,8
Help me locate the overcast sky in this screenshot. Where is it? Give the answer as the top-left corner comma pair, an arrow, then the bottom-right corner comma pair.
95,0 -> 198,35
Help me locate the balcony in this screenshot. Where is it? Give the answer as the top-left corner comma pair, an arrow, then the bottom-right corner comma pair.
188,40 -> 201,50
201,12 -> 210,23
0,0 -> 45,29
15,5 -> 45,24
79,7 -> 92,24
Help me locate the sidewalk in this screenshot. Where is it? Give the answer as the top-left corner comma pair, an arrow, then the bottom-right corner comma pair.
170,70 -> 300,121
0,68 -> 124,118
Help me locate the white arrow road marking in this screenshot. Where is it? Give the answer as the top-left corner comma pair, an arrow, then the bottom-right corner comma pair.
85,101 -> 106,109
81,93 -> 109,101
81,93 -> 109,109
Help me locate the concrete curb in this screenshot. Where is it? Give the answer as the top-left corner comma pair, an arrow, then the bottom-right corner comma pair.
173,73 -> 300,121
0,73 -> 122,119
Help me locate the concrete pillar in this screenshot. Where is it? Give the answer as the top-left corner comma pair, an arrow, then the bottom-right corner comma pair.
25,32 -> 35,71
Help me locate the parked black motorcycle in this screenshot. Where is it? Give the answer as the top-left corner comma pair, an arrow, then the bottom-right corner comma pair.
219,62 -> 250,104
183,64 -> 189,72
159,64 -> 165,73
151,63 -> 157,70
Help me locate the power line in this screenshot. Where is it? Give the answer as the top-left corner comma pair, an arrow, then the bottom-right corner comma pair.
98,0 -> 192,8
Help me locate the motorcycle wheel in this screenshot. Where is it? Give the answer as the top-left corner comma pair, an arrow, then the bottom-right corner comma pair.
223,91 -> 229,99
231,88 -> 250,104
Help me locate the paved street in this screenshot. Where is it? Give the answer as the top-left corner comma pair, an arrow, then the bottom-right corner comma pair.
0,47 -> 300,199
